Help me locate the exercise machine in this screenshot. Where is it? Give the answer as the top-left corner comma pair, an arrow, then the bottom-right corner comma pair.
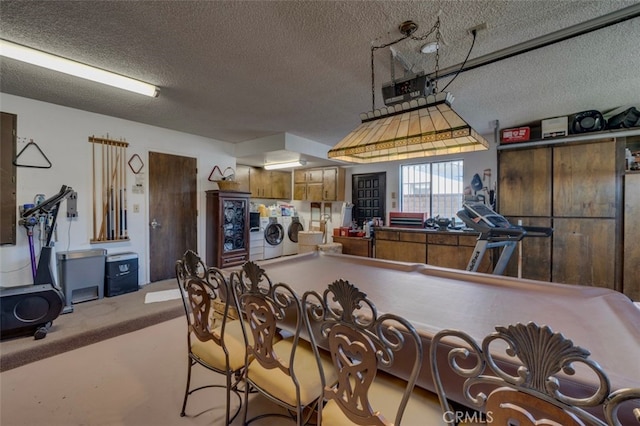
457,201 -> 552,275
0,185 -> 74,340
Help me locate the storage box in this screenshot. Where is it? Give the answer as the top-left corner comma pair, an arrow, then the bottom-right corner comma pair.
339,227 -> 349,236
389,212 -> 426,228
105,252 -> 139,297
57,249 -> 107,313
541,116 -> 568,138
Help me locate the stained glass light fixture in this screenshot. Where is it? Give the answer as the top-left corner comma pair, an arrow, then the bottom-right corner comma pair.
328,92 -> 489,163
329,19 -> 488,163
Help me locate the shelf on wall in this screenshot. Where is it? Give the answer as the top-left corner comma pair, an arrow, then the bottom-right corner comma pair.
497,128 -> 640,150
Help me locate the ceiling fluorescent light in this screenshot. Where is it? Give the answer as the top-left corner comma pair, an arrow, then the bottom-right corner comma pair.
264,160 -> 306,170
328,92 -> 489,163
0,39 -> 159,97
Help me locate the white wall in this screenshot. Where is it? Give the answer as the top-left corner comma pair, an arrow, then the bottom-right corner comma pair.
0,93 -> 499,288
0,94 -> 235,288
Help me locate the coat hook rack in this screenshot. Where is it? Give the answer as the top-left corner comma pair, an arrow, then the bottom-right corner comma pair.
13,139 -> 52,169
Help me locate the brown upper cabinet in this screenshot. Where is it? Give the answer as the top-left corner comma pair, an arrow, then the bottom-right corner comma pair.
293,167 -> 345,201
235,165 -> 291,200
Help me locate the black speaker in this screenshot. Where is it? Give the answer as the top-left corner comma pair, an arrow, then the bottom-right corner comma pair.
607,106 -> 640,129
570,110 -> 606,134
0,284 -> 64,339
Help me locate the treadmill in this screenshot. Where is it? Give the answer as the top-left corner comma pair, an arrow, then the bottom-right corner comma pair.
457,201 -> 553,275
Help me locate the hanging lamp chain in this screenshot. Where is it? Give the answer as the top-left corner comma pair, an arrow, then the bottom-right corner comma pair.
370,17 -> 442,110
434,19 -> 441,93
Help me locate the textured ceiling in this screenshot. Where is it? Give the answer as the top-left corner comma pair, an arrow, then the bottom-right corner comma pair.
1,1 -> 639,165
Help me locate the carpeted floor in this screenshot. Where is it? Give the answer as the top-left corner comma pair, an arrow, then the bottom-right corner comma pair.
0,279 -> 182,372
0,316 -> 293,426
0,279 -> 446,426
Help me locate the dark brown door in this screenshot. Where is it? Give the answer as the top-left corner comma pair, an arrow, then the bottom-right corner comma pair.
352,172 -> 386,227
1,112 -> 17,245
149,152 -> 197,282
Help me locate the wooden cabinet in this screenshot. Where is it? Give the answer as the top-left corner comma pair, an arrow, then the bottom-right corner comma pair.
499,147 -> 551,217
426,233 -> 493,273
552,218 -> 617,290
293,167 -> 345,201
624,173 -> 640,301
498,136 -> 624,291
235,165 -> 251,193
332,236 -> 373,257
205,190 -> 251,268
553,141 -> 618,218
236,165 -> 291,199
374,229 -> 427,263
270,170 -> 292,199
373,228 -> 493,271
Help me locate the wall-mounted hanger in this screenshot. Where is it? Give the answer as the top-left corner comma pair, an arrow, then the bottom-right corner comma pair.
13,139 -> 52,169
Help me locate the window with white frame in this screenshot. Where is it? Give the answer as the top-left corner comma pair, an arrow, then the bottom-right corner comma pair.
400,160 -> 464,220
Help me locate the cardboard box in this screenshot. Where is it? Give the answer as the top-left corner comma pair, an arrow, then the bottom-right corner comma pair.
542,116 -> 568,139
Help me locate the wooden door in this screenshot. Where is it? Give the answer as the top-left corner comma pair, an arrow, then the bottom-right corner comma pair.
352,172 -> 386,227
308,169 -> 323,182
1,112 -> 17,245
149,152 -> 197,282
271,171 -> 291,199
552,218 -> 616,289
498,147 -> 551,216
553,140 -> 617,217
322,168 -> 337,200
293,183 -> 306,200
306,182 -> 323,201
624,173 -> 640,301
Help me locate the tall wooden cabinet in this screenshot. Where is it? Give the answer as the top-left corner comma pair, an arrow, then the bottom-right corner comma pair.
498,133 -> 630,293
205,190 -> 251,268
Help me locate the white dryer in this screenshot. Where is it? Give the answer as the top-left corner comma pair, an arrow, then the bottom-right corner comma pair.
282,216 -> 304,256
262,217 -> 284,259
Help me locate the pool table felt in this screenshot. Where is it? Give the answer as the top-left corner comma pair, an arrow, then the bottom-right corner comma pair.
246,251 -> 640,394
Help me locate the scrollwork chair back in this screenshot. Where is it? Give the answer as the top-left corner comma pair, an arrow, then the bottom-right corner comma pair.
303,279 -> 425,426
430,322 -> 640,426
174,250 -> 244,425
230,261 -> 331,426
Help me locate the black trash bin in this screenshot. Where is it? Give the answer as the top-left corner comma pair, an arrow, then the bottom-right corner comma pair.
105,252 -> 139,297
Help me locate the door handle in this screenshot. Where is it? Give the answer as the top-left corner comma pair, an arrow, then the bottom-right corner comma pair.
150,218 -> 161,229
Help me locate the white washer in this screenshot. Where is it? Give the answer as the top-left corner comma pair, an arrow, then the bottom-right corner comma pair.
282,216 -> 304,256
262,217 -> 284,260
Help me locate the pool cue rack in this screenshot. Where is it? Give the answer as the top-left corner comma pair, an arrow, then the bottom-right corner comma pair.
89,136 -> 129,242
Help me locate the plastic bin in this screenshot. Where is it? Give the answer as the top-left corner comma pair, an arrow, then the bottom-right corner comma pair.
57,249 -> 107,313
105,252 -> 139,297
